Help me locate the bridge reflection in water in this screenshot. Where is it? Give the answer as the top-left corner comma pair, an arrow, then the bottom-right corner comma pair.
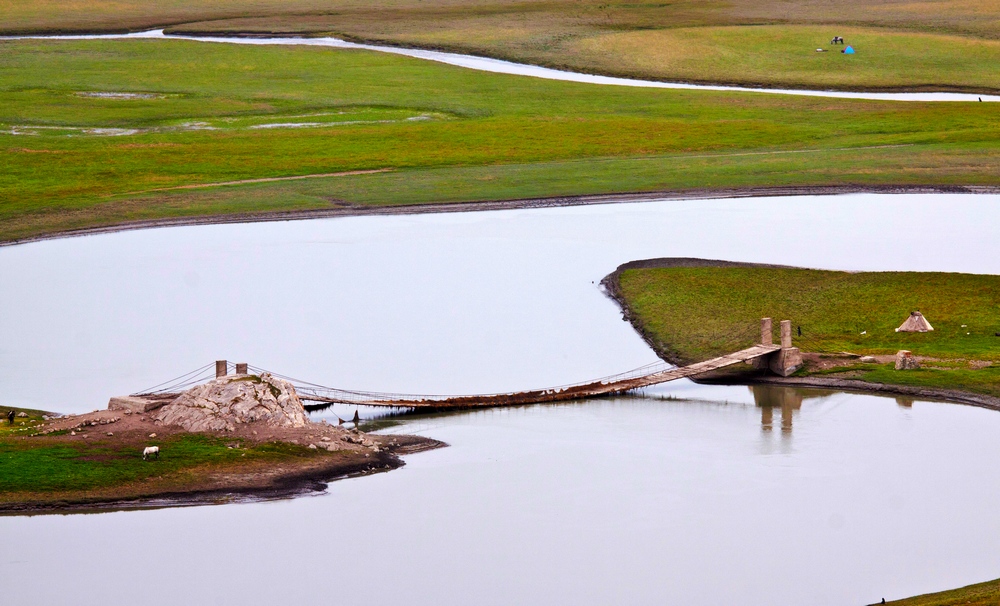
753,384 -> 921,434
751,384 -> 839,433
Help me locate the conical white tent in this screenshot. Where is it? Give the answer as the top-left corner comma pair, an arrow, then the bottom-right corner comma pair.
895,311 -> 934,333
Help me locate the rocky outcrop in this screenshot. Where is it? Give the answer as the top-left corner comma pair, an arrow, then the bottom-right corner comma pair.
153,373 -> 309,432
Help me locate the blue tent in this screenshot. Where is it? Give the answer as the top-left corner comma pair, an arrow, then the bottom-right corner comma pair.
843,45 -> 855,54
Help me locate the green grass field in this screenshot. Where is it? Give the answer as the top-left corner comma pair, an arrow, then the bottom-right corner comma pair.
557,25 -> 1000,92
0,406 -> 326,501
4,38 -> 1000,242
610,262 -> 1000,396
0,433 -> 312,493
5,0 -> 1000,91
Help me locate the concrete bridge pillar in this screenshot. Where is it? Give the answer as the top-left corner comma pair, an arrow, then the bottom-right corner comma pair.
768,320 -> 802,377
780,320 -> 793,348
753,318 -> 774,369
216,360 -> 228,378
760,317 -> 773,346
235,362 -> 248,375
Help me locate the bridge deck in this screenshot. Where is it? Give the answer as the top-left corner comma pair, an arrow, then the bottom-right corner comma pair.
297,344 -> 780,409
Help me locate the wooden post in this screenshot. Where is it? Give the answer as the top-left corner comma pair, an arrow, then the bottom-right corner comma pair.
216,360 -> 228,378
780,320 -> 793,348
235,363 -> 248,375
761,318 -> 773,346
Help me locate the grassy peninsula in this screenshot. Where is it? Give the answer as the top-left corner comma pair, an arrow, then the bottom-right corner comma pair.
605,259 -> 1000,400
0,405 -> 434,512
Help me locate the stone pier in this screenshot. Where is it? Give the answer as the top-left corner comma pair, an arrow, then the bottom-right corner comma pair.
763,319 -> 803,377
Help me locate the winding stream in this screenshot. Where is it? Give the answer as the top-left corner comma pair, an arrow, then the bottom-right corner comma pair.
7,29 -> 1000,102
2,194 -> 1000,605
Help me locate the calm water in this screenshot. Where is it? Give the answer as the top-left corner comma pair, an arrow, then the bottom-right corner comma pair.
8,30 -> 1000,102
2,194 -> 1000,604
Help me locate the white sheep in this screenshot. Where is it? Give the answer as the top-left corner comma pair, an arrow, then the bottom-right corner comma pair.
143,446 -> 160,460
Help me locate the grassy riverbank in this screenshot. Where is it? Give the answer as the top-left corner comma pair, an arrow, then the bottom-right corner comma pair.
889,577 -> 1000,605
4,0 -> 1000,92
605,259 -> 1000,398
4,38 -> 1000,243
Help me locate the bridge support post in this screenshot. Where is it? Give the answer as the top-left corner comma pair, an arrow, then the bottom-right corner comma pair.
753,318 -> 774,369
760,318 -> 773,346
780,320 -> 793,348
235,363 -> 248,375
767,320 -> 803,377
216,360 -> 228,378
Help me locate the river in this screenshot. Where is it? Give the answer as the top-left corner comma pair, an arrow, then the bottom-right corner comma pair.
7,29 -> 1000,102
2,193 -> 1000,605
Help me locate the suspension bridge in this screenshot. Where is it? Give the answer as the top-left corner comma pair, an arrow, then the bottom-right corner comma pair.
129,318 -> 801,411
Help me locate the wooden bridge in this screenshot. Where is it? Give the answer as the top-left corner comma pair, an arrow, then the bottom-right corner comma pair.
130,319 -> 802,411
291,343 -> 781,409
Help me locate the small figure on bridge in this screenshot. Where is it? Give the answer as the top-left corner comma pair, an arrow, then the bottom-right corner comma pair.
7,410 -> 14,425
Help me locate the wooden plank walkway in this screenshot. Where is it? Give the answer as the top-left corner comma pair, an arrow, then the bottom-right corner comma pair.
297,344 -> 780,409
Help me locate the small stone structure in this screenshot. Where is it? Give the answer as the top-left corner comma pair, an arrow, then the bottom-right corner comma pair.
895,350 -> 920,370
896,311 -> 934,333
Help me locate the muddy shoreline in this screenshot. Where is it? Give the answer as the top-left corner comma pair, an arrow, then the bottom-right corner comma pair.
6,184 -> 999,248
